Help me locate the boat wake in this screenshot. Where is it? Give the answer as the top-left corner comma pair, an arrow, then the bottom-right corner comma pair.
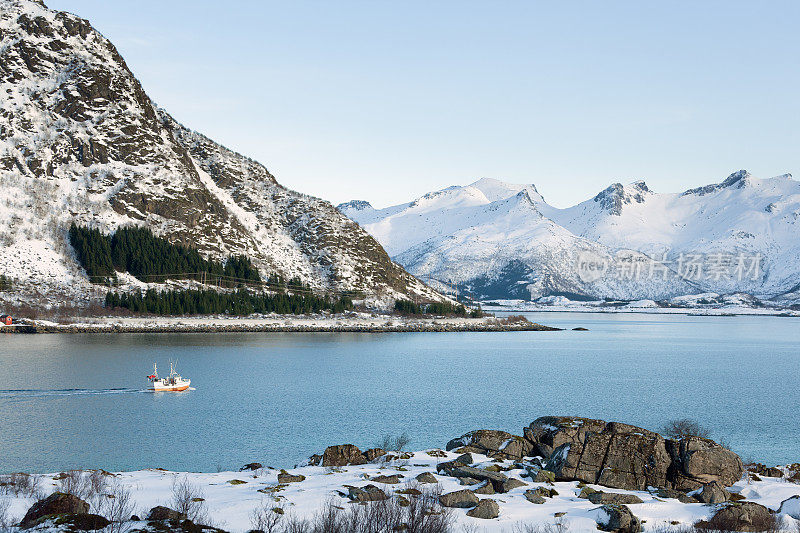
0,388 -> 147,399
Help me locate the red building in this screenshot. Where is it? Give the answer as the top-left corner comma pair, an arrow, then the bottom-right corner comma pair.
1,315 -> 12,326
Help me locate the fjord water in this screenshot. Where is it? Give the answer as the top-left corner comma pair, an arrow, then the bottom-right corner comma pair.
0,313 -> 798,473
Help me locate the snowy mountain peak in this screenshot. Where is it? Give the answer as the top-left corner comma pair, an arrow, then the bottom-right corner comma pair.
592,181 -> 651,216
336,200 -> 373,212
682,169 -> 751,196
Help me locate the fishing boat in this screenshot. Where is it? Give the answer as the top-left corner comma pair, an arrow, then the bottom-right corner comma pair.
146,362 -> 191,392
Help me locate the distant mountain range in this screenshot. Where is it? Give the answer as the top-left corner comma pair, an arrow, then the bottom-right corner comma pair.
339,172 -> 800,303
0,0 -> 441,307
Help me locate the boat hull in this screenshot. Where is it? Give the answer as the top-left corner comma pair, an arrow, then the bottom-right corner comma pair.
148,380 -> 191,392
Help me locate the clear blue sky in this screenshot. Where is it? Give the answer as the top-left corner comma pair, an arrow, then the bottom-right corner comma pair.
48,0 -> 799,208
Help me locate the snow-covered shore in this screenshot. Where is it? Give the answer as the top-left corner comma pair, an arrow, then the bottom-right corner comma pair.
4,312 -> 561,334
3,449 -> 800,532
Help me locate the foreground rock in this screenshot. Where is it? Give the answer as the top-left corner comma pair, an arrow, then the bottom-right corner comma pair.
439,489 -> 479,508
20,492 -> 90,529
321,444 -> 368,466
696,502 -> 774,532
526,416 -> 743,490
466,498 -> 499,519
446,430 -> 534,460
147,506 -> 188,521
596,504 -> 641,533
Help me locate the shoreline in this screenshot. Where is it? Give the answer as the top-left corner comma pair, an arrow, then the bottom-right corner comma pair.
1,314 -> 563,334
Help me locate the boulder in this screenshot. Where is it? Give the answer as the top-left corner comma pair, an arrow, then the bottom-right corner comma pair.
363,448 -> 386,462
697,481 -> 731,504
277,473 -> 306,483
666,436 -> 744,490
458,477 -> 480,486
347,484 -> 388,502
697,502 -> 774,532
446,430 -> 534,460
306,454 -> 323,466
322,444 -> 367,467
653,488 -> 698,504
20,492 -> 91,529
587,492 -> 644,505
436,454 -> 473,473
466,499 -> 499,519
440,465 -> 523,494
415,472 -> 438,484
596,504 -> 642,533
473,481 -> 495,495
778,495 -> 800,519
240,463 -> 263,471
147,506 -> 188,521
499,478 -> 527,492
371,474 -> 402,484
53,514 -> 110,531
526,416 -> 743,491
524,490 -> 546,504
439,489 -> 479,508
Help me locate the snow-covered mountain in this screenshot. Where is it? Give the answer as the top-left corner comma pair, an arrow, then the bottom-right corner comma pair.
339,174 -> 800,301
0,0 -> 442,307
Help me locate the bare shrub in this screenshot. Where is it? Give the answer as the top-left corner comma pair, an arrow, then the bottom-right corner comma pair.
659,418 -> 711,439
0,498 -> 14,533
0,473 -> 42,498
57,470 -> 91,500
97,481 -> 135,533
512,518 -> 571,533
376,432 -> 411,452
250,501 -> 284,533
170,476 -> 209,525
278,484 -> 453,533
493,314 -> 531,325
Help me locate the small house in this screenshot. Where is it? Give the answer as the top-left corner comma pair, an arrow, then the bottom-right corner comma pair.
1,315 -> 12,326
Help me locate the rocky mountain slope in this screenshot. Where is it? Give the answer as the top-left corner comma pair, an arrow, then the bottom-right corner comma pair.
340,173 -> 800,301
0,0 -> 440,308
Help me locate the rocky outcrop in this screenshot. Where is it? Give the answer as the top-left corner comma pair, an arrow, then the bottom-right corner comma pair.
697,502 -> 774,532
596,505 -> 642,533
439,489 -> 479,508
526,416 -> 743,491
239,463 -> 263,472
277,472 -> 305,483
146,506 -> 188,521
20,492 -> 90,529
347,485 -> 388,502
697,481 -> 731,504
446,430 -> 534,460
415,472 -> 438,484
322,445 -> 368,467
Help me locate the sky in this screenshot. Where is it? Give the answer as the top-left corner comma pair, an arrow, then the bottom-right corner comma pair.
47,0 -> 800,208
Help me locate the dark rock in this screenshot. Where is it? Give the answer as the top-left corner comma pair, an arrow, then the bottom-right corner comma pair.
439,489 -> 479,508
524,490 -> 546,504
20,492 -> 91,529
436,454 -> 474,473
587,492 -> 644,505
277,473 -> 305,483
371,474 -> 402,484
347,484 -> 388,502
446,430 -> 534,460
240,463 -> 263,471
697,480 -> 731,504
363,448 -> 386,462
473,481 -> 495,495
653,488 -> 698,504
54,513 -> 110,531
306,454 -> 323,466
441,465 -> 523,493
466,498 -> 499,519
322,444 -> 367,467
147,506 -> 188,521
697,502 -> 774,532
458,477 -> 481,486
131,515 -> 140,521
415,472 -> 438,484
499,478 -> 527,492
525,416 -> 743,491
596,504 -> 642,533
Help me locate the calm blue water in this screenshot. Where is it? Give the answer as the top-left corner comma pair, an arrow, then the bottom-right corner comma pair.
0,312 -> 798,474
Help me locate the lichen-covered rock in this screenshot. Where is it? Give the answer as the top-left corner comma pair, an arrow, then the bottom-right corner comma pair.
596,504 -> 642,533
587,492 -> 644,505
446,430 -> 534,460
277,472 -> 306,483
526,416 -> 743,491
20,493 -> 90,529
697,480 -> 731,504
347,484 -> 388,502
415,472 -> 438,484
363,448 -> 386,462
466,498 -> 499,519
146,506 -> 188,521
697,502 -> 774,532
371,474 -> 402,484
524,490 -> 546,504
439,489 -> 479,508
322,444 -> 367,467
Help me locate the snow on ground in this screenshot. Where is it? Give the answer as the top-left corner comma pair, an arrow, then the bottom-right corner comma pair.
2,450 -> 799,532
483,299 -> 800,317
